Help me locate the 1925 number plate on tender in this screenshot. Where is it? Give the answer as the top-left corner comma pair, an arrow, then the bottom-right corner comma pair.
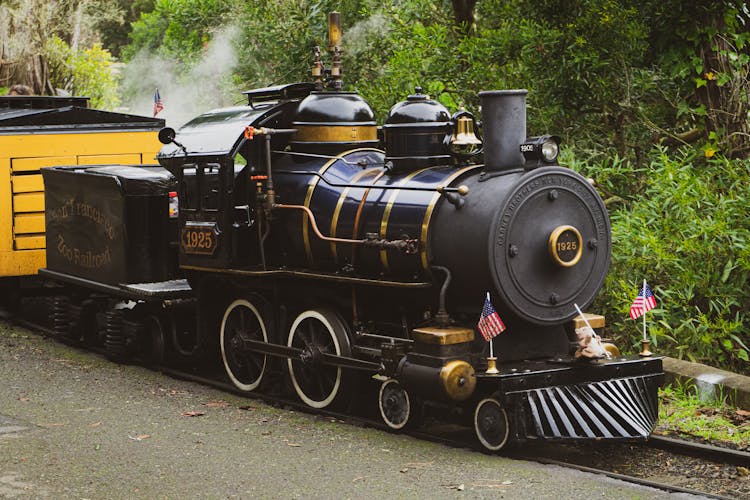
181,222 -> 219,255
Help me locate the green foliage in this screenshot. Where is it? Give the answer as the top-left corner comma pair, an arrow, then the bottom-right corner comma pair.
124,0 -> 236,62
568,146 -> 750,373
46,36 -> 119,109
99,0 -> 155,57
658,384 -> 749,448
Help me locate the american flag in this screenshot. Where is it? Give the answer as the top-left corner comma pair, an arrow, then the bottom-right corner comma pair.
153,88 -> 164,117
630,283 -> 657,320
478,292 -> 506,341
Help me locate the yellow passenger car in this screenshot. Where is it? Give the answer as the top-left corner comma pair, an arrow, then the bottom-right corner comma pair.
0,96 -> 164,279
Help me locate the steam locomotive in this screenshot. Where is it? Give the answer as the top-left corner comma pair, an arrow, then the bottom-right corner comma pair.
38,14 -> 662,451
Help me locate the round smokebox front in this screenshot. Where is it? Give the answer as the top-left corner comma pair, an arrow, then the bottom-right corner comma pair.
490,167 -> 611,325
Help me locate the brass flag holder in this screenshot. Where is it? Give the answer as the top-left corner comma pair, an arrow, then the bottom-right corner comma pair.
639,339 -> 653,357
486,356 -> 499,374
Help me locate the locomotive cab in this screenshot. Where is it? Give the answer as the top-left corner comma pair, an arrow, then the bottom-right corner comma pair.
157,84 -> 314,270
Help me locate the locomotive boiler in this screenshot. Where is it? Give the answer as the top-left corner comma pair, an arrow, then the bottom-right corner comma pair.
39,13 -> 663,451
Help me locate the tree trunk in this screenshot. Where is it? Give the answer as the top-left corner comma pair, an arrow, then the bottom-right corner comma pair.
451,0 -> 477,33
30,54 -> 54,95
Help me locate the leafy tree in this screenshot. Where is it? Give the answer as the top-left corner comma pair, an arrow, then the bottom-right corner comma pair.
0,0 -> 123,100
643,1 -> 750,157
99,0 -> 155,58
124,0 -> 237,62
568,147 -> 750,373
47,35 -> 119,108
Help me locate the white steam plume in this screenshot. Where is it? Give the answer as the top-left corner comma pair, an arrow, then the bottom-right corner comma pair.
344,14 -> 390,55
119,24 -> 242,127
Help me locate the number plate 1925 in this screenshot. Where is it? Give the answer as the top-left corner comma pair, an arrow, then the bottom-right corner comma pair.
181,222 -> 218,255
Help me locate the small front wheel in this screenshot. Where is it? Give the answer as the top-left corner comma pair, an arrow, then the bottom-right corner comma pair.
474,398 -> 510,451
378,379 -> 410,430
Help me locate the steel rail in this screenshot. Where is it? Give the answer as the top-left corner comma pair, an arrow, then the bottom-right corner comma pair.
646,434 -> 750,468
508,453 -> 733,500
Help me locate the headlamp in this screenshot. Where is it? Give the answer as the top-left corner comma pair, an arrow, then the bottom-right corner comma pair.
541,139 -> 559,162
520,135 -> 561,167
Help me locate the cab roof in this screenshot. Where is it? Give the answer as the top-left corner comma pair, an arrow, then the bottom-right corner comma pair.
156,105 -> 271,159
0,96 -> 164,133
157,83 -> 315,160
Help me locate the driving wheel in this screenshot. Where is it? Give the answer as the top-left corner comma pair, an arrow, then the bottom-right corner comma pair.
286,309 -> 351,409
220,299 -> 269,392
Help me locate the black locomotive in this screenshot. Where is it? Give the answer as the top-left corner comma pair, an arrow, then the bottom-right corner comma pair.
39,14 -> 662,451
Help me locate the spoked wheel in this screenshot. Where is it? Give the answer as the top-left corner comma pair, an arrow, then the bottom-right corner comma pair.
171,308 -> 199,357
379,379 -> 411,430
474,398 -> 510,452
286,309 -> 351,409
220,299 -> 269,392
144,314 -> 167,366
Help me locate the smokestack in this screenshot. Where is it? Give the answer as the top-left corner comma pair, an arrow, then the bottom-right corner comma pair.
479,90 -> 527,171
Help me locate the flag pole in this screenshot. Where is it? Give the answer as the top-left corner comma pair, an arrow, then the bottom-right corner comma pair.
574,303 -> 611,359
574,303 -> 595,331
639,279 -> 652,357
485,292 -> 499,374
642,279 -> 647,342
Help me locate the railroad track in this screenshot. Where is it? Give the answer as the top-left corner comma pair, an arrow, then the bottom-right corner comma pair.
646,434 -> 749,467
158,364 -> 748,500
8,315 -> 749,499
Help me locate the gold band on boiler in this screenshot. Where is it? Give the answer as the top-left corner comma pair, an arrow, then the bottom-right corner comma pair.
548,224 -> 583,267
303,148 -> 380,266
294,125 -> 377,143
330,168 -> 379,260
420,166 -> 482,273
379,168 -> 432,272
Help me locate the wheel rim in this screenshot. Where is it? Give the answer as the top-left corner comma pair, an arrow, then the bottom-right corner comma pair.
220,299 -> 268,392
379,379 -> 410,430
145,314 -> 166,365
287,310 -> 347,409
171,309 -> 199,357
474,398 -> 510,451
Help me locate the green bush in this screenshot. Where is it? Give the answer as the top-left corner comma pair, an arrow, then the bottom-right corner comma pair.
567,146 -> 750,373
124,0 -> 236,62
46,36 -> 120,109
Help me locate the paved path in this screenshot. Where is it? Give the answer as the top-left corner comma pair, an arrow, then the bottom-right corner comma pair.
0,320 -> 695,499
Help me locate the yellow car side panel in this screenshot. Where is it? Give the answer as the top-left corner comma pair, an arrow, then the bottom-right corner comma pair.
12,174 -> 44,193
0,130 -> 161,277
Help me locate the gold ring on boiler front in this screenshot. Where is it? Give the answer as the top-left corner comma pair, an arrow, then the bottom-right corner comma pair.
548,224 -> 583,267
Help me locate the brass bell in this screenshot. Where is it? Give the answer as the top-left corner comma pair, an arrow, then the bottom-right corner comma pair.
450,115 -> 482,156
